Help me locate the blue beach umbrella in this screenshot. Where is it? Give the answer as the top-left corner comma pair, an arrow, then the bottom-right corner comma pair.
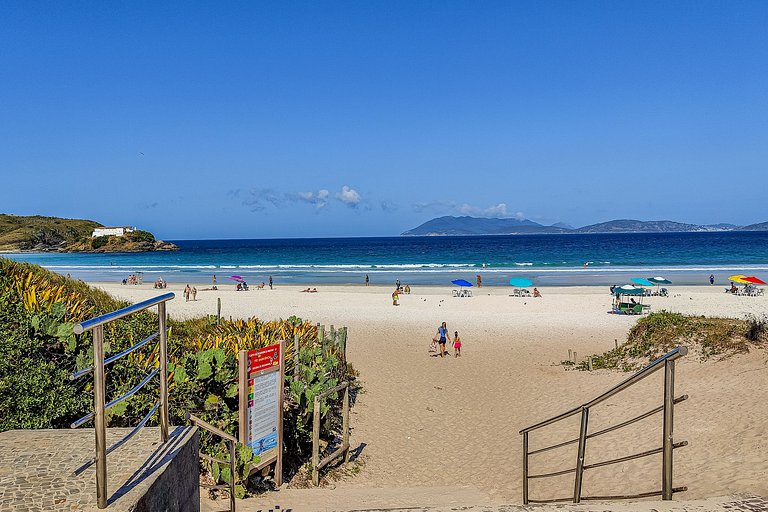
631,278 -> 655,287
451,279 -> 473,287
648,277 -> 672,285
509,277 -> 534,288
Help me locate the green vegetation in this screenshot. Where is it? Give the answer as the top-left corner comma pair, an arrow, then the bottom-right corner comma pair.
0,214 -> 175,252
125,230 -> 156,244
0,214 -> 100,251
571,311 -> 768,372
0,257 -> 356,494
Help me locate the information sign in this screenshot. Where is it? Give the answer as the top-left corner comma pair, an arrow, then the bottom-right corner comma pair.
239,341 -> 284,485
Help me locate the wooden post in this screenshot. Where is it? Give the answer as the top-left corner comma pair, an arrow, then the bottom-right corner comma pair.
318,324 -> 324,349
340,327 -> 347,361
217,297 -> 221,325
588,358 -> 593,371
312,395 -> 321,486
573,351 -> 577,363
238,350 -> 248,444
293,333 -> 300,379
275,340 -> 285,486
568,349 -> 572,361
330,325 -> 336,351
228,440 -> 236,512
614,339 -> 619,350
343,384 -> 350,463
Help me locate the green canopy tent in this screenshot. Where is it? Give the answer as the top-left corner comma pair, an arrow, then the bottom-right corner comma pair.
612,285 -> 649,315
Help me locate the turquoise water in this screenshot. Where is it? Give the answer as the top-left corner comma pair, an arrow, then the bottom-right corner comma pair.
4,232 -> 768,286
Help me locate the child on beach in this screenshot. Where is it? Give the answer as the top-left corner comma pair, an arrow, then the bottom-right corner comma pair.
453,331 -> 461,357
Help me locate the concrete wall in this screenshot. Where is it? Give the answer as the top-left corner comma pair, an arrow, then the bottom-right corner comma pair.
132,427 -> 200,512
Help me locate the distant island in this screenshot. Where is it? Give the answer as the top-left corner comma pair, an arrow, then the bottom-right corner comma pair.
0,214 -> 178,252
402,216 -> 768,236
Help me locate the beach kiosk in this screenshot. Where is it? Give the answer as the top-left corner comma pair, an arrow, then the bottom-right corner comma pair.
612,285 -> 650,315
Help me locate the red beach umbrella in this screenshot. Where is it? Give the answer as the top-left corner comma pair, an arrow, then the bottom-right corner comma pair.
743,276 -> 767,285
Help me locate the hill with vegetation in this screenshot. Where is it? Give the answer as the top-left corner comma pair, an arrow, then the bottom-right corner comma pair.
0,214 -> 177,252
566,311 -> 767,372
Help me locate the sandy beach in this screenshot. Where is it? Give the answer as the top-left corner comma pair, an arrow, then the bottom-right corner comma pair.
94,281 -> 768,506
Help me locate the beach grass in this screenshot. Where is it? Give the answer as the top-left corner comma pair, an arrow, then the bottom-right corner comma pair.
574,311 -> 768,371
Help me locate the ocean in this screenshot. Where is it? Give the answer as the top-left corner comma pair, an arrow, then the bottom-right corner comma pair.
4,232 -> 768,287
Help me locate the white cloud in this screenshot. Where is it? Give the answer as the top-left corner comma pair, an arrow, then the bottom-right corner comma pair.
456,202 -> 512,218
297,189 -> 330,209
336,185 -> 361,206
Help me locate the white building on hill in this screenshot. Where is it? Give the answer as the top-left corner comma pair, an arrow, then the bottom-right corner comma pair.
91,226 -> 136,238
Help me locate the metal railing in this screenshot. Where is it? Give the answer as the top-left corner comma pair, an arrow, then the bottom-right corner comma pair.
186,413 -> 237,512
519,346 -> 689,504
312,381 -> 351,486
69,292 -> 175,509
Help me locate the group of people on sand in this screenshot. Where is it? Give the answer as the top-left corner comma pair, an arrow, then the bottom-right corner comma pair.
183,284 -> 197,301
153,277 -> 167,289
391,280 -> 412,306
301,287 -> 318,293
430,321 -> 462,358
121,274 -> 140,285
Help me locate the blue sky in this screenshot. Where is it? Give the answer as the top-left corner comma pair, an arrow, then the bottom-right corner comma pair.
1,1 -> 767,239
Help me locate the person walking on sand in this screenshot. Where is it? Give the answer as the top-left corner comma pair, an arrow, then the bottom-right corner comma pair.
184,284 -> 191,302
476,274 -> 482,287
709,274 -> 715,285
269,276 -> 273,289
192,286 -> 197,301
435,322 -> 451,358
365,274 -> 369,286
213,274 -> 218,290
453,331 -> 462,357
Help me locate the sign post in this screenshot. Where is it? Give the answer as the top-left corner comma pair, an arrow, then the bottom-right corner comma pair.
238,341 -> 284,485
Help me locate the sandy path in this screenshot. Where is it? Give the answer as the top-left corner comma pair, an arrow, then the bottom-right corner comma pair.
96,283 -> 768,505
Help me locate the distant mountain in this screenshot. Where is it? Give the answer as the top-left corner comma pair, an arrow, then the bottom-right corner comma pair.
402,216 -> 768,236
741,221 -> 768,231
575,219 -> 704,233
401,216 -> 570,236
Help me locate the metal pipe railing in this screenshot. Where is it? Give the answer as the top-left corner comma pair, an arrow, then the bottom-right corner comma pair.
519,346 -> 688,504
520,346 -> 688,434
70,293 -> 174,509
73,292 -> 175,334
69,329 -> 166,381
71,368 -> 159,428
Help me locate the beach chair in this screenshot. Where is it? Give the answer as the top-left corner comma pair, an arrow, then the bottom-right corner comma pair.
452,289 -> 459,297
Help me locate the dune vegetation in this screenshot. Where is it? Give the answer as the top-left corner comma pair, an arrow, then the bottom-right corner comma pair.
0,257 -> 356,495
